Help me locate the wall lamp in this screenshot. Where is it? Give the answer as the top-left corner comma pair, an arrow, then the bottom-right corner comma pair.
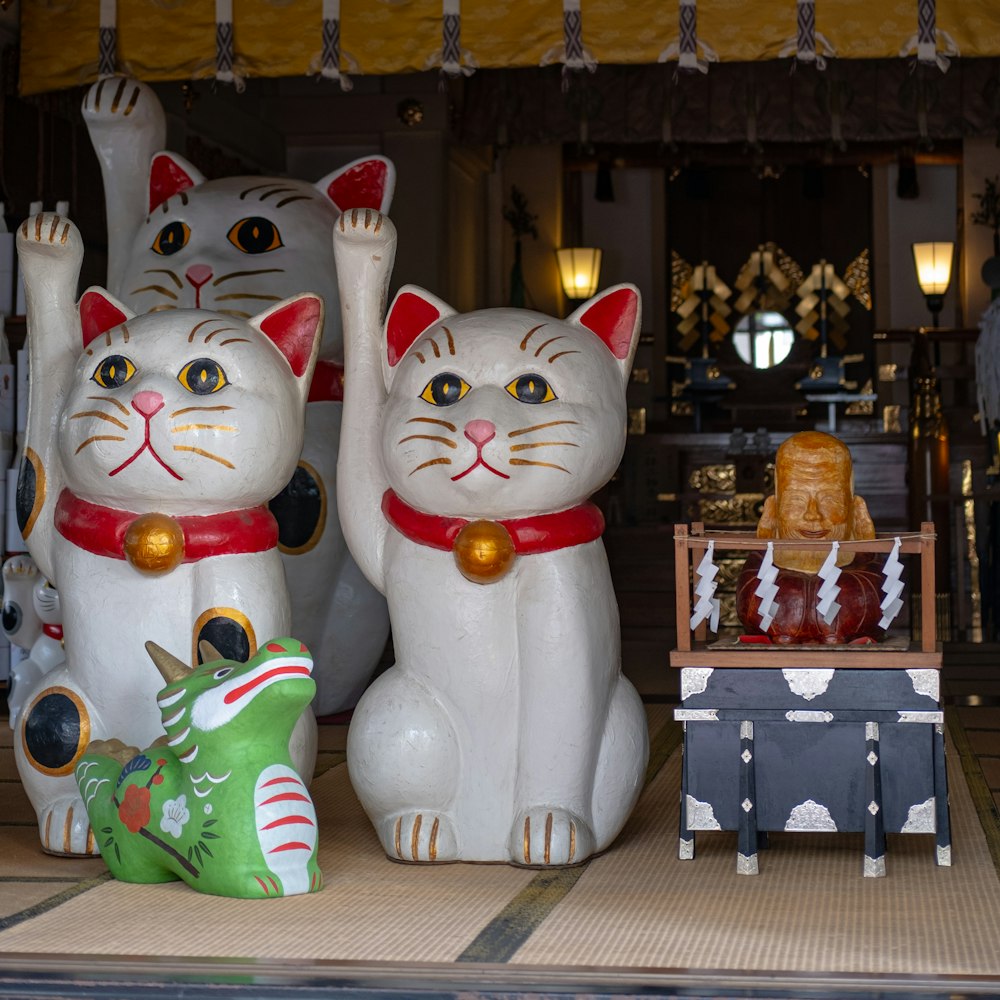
911,241 -> 954,327
556,247 -> 602,301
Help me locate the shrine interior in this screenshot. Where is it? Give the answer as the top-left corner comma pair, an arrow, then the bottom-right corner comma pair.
1,2 -> 1000,998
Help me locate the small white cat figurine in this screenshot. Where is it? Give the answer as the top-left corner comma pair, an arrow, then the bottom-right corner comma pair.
14,213 -> 321,855
334,210 -> 649,865
2,555 -> 65,730
82,75 -> 393,716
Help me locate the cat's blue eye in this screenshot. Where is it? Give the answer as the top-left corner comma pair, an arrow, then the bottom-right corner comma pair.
227,217 -> 283,255
505,374 -> 557,404
420,373 -> 470,407
178,358 -> 229,395
151,221 -> 190,256
92,355 -> 137,389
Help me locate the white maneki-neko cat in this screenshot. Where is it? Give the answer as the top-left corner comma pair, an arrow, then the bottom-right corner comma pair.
335,209 -> 650,866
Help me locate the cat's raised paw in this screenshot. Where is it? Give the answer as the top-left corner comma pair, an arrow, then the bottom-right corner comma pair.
510,808 -> 595,867
380,811 -> 458,863
38,795 -> 99,857
16,214 -> 83,277
82,76 -> 160,128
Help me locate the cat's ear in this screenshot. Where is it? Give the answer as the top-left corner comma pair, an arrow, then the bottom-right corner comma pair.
148,152 -> 206,213
317,156 -> 396,214
567,284 -> 642,383
78,287 -> 135,348
382,285 -> 457,388
250,294 -> 323,385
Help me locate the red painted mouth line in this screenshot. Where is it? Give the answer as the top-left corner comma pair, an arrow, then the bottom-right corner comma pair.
451,455 -> 510,482
109,413 -> 183,480
224,663 -> 312,704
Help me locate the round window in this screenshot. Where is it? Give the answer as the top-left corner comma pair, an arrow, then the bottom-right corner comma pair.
733,311 -> 795,369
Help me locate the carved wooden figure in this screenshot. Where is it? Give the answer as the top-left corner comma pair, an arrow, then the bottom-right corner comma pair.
14,213 -> 321,855
334,210 -> 649,866
82,76 -> 393,716
736,430 -> 885,644
76,638 -> 321,898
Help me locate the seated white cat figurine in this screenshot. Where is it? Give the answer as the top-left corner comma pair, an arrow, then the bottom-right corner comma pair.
82,76 -> 393,716
14,213 -> 321,855
2,555 -> 65,730
334,210 -> 649,866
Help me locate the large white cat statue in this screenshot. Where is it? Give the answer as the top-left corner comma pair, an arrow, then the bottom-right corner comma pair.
14,213 -> 321,855
334,209 -> 649,866
82,75 -> 392,716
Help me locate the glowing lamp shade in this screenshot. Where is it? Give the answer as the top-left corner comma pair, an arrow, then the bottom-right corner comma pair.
912,242 -> 954,296
912,242 -> 954,326
556,247 -> 602,300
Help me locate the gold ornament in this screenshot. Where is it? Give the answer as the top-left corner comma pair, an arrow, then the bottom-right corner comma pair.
453,520 -> 516,584
124,513 -> 186,575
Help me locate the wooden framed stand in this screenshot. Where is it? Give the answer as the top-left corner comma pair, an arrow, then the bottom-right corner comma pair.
670,522 -> 950,877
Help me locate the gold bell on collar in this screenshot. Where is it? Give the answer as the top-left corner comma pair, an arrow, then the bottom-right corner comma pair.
453,519 -> 516,584
124,512 -> 186,575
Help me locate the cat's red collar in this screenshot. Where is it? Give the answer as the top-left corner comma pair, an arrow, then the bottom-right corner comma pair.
381,490 -> 604,556
55,489 -> 279,574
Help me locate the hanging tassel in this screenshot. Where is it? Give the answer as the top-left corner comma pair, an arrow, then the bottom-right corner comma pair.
815,541 -> 842,626
899,0 -> 958,73
689,540 -> 721,633
98,0 -> 117,78
426,0 -> 477,83
779,0 -> 835,70
754,542 -> 780,632
540,0 -> 597,91
215,0 -> 245,92
879,537 -> 905,630
318,0 -> 352,91
657,0 -> 717,75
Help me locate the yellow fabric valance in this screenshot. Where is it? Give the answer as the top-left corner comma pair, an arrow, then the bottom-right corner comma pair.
19,0 -> 1000,96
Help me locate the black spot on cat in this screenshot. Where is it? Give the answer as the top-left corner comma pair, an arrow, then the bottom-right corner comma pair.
23,691 -> 86,773
16,456 -> 37,537
269,462 -> 326,554
197,617 -> 251,665
2,600 -> 23,636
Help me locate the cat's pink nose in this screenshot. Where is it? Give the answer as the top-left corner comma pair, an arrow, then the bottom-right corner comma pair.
185,264 -> 213,289
131,390 -> 164,418
464,419 -> 496,447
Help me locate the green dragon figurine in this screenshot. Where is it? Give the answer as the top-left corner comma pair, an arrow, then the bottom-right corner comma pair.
75,638 -> 322,898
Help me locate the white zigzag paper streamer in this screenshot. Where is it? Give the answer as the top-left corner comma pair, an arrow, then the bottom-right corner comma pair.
816,541 -> 842,625
879,537 -> 904,629
754,542 -> 780,631
689,540 -> 720,633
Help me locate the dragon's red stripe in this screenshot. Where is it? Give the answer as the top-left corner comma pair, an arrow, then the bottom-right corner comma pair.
260,776 -> 302,788
255,876 -> 270,894
261,814 -> 315,831
258,791 -> 311,807
269,841 -> 312,853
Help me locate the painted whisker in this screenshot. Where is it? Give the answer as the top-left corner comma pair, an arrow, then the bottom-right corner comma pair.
172,445 -> 235,469
70,410 -> 129,430
399,434 -> 457,448
508,420 -> 579,438
508,458 -> 571,473
409,457 -> 452,475
75,435 -> 126,454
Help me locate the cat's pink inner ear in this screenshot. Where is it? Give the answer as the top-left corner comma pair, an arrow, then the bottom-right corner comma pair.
386,292 -> 442,367
149,154 -> 197,213
79,291 -> 129,348
577,288 -> 639,360
326,160 -> 389,211
259,297 -> 321,378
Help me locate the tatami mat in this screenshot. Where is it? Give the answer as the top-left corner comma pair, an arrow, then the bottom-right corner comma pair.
1,702 -> 999,984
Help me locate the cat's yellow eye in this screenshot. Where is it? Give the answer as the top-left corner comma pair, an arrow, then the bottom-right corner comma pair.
420,372 -> 470,407
91,354 -> 136,389
505,374 -> 557,404
178,358 -> 229,395
151,221 -> 191,256
227,217 -> 283,255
